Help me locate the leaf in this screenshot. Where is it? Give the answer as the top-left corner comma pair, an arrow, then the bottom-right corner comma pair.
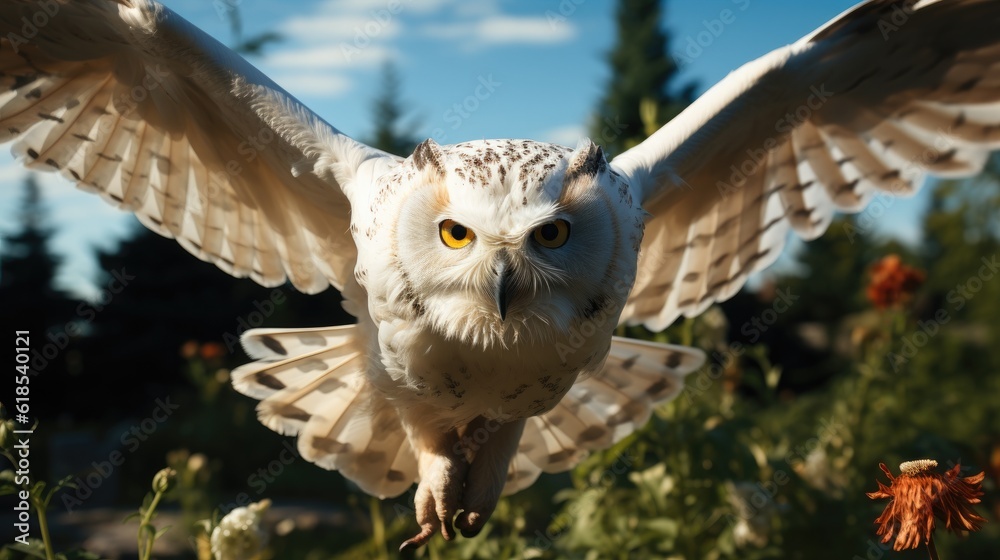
5,539 -> 49,559
43,475 -> 78,507
29,480 -> 46,498
51,474 -> 78,493
639,518 -> 679,539
0,470 -> 19,496
63,550 -> 105,560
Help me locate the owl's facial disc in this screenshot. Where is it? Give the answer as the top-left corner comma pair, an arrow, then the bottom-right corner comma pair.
390,138 -> 633,347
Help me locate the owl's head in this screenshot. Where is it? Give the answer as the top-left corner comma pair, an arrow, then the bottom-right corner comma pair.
386,138 -> 644,348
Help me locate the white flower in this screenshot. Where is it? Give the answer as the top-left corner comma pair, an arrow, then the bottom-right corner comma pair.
797,447 -> 849,497
210,500 -> 270,560
726,482 -> 773,549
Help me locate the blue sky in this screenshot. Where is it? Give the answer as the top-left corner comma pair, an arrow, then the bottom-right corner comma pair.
0,0 -> 928,299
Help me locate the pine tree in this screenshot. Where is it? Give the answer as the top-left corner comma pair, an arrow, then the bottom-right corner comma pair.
77,224 -> 354,419
591,0 -> 696,156
0,175 -> 78,414
367,61 -> 419,157
0,175 -> 75,332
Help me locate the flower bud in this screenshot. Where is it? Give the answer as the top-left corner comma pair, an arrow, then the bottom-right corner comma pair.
152,467 -> 177,494
0,419 -> 15,451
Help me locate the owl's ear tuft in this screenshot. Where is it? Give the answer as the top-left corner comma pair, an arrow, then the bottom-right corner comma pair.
564,139 -> 607,185
560,139 -> 607,203
411,139 -> 446,178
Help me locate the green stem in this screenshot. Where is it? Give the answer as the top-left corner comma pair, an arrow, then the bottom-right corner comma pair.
927,535 -> 940,560
369,495 -> 388,560
681,317 -> 694,347
31,495 -> 55,560
139,490 -> 165,560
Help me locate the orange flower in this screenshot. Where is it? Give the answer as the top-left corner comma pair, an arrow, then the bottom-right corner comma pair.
866,255 -> 925,310
867,460 -> 986,551
199,342 -> 226,361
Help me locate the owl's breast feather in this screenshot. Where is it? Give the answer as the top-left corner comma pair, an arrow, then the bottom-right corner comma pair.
369,316 -> 614,428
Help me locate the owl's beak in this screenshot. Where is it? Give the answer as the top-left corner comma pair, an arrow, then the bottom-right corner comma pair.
494,250 -> 514,321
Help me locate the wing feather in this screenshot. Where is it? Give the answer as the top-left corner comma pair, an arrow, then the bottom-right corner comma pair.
614,0 -> 1000,330
232,326 -> 419,499
505,338 -> 704,485
0,0 -> 395,297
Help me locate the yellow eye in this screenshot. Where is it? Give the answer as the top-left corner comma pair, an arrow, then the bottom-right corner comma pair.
440,219 -> 476,249
533,220 -> 571,249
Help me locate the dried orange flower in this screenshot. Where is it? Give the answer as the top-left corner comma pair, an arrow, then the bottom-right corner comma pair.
866,254 -> 925,310
867,460 -> 986,551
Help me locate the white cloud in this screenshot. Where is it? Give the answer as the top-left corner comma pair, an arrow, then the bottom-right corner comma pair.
478,16 -> 576,45
540,124 -> 588,148
282,15 -> 402,43
269,73 -> 353,97
423,15 -> 577,48
312,0 -> 478,16
266,0 -> 425,100
266,44 -> 395,70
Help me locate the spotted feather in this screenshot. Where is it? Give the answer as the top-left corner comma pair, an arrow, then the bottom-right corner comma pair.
616,0 -> 1000,331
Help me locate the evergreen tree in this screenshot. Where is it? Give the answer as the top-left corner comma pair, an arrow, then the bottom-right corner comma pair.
0,175 -> 76,333
367,61 -> 419,157
592,0 -> 696,155
0,175 -> 78,421
77,225 -> 354,419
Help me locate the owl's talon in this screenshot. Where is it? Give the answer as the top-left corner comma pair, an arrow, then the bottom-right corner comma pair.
399,524 -> 435,553
440,513 -> 455,541
408,443 -> 467,547
456,511 -> 485,538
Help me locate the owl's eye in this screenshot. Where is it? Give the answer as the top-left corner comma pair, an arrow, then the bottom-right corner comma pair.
533,220 -> 571,249
440,219 -> 476,249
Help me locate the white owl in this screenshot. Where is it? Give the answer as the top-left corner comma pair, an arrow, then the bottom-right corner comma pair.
3,0 -> 999,551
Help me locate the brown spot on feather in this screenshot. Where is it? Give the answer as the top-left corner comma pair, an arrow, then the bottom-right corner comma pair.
258,335 -> 287,356
254,372 -> 286,390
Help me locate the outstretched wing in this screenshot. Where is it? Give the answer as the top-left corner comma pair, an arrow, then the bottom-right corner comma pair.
613,0 -> 1000,331
0,0 -> 394,294
503,338 -> 705,494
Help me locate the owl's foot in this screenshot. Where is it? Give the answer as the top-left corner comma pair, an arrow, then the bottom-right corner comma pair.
399,448 -> 468,552
400,417 -> 527,549
455,417 -> 526,538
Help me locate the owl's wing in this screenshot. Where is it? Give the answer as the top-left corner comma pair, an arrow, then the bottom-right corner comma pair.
0,0 -> 395,294
231,325 -> 419,499
503,337 -> 704,494
613,0 -> 1000,330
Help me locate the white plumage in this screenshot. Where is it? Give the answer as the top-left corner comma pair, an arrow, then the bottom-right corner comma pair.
3,0 -> 999,550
